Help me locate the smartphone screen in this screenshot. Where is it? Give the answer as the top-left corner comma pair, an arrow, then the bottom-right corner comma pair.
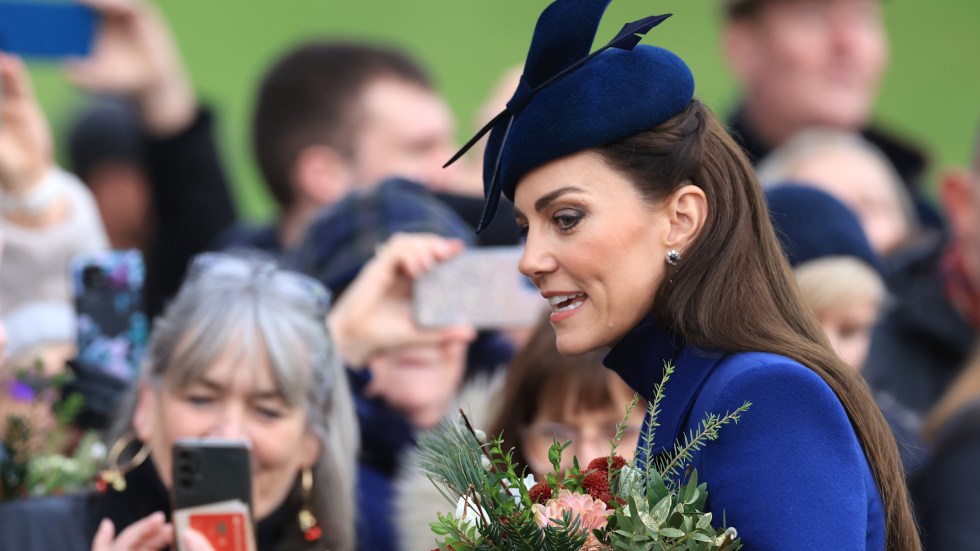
412,246 -> 546,329
0,1 -> 97,59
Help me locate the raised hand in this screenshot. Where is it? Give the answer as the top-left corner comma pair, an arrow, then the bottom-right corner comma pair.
65,0 -> 194,136
0,53 -> 52,196
90,512 -> 173,551
327,233 -> 477,368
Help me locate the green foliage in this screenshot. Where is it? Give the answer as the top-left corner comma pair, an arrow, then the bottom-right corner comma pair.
415,362 -> 751,550
0,362 -> 101,501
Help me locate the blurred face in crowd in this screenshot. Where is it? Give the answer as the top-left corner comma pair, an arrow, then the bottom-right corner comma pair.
86,162 -> 154,251
349,78 -> 460,192
941,149 -> 980,289
816,299 -> 878,370
365,339 -> 468,429
725,0 -> 888,139
787,146 -> 910,254
520,378 -> 645,477
516,151 -> 687,356
134,346 -> 319,521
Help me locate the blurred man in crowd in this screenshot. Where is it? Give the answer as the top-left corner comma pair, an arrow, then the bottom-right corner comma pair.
865,122 -> 980,416
221,42 -> 462,251
720,0 -> 940,228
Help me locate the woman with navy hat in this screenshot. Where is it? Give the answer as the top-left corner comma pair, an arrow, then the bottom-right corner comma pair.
447,0 -> 920,549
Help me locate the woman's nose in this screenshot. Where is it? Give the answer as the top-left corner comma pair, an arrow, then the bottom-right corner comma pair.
518,231 -> 558,281
209,407 -> 251,445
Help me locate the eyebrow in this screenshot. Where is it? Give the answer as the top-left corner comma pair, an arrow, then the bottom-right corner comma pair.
195,377 -> 282,401
534,186 -> 587,213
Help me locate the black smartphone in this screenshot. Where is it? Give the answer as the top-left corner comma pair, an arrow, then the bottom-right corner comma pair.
412,246 -> 546,329
172,438 -> 253,512
0,1 -> 97,60
71,250 -> 148,383
172,439 -> 256,551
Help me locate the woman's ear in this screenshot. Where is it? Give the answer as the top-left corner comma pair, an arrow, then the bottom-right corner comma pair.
300,431 -> 321,469
664,184 -> 708,250
132,381 -> 157,442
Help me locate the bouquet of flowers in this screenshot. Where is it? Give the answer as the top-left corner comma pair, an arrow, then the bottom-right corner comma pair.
1,362 -> 104,501
416,362 -> 750,551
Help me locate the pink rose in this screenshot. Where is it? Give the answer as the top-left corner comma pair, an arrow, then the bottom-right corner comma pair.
531,489 -> 612,533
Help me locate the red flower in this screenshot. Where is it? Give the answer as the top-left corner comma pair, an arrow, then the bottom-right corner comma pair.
528,481 -> 553,504
586,455 -> 626,473
582,470 -> 609,500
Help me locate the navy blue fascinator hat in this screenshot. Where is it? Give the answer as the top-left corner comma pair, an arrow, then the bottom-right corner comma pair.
445,0 -> 695,232
766,184 -> 884,275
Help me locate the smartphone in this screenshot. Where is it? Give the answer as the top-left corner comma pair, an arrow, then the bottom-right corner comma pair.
71,250 -> 148,383
413,246 -> 546,329
0,1 -> 97,59
172,439 -> 256,551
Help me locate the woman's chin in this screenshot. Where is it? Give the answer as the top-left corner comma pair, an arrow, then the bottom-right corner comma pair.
554,333 -> 601,358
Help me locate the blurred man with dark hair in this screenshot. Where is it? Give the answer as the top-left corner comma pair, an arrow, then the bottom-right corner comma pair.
720,0 -> 940,229
240,42 -> 461,250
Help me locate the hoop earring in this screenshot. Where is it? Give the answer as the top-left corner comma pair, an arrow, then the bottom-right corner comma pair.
96,433 -> 150,493
297,468 -> 322,542
665,249 -> 682,266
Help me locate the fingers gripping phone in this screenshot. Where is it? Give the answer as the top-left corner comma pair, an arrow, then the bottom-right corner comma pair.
172,439 -> 257,551
0,1 -> 97,60
71,250 -> 148,383
413,246 -> 546,329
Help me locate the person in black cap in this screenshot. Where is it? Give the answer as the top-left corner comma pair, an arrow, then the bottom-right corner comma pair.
447,0 -> 919,548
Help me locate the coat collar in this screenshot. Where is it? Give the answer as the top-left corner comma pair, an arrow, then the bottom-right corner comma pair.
603,315 -> 726,458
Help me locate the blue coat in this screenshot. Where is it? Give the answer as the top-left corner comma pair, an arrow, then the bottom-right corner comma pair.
604,317 -> 886,550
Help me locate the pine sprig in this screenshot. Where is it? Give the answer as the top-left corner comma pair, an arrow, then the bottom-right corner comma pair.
640,361 -> 675,478
655,401 -> 752,484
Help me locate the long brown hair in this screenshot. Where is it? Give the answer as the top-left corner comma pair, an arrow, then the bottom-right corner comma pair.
491,316 -> 643,470
594,99 -> 919,550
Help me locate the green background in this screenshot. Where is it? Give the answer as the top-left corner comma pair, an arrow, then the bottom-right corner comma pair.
28,0 -> 980,222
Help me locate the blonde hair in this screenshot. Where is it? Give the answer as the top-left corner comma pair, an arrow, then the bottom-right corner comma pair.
795,256 -> 886,317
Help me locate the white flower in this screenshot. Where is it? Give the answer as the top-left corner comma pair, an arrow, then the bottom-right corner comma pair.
480,455 -> 492,470
454,495 -> 486,531
473,429 -> 487,443
506,473 -> 538,509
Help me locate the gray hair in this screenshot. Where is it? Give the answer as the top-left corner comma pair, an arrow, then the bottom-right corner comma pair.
111,252 -> 358,551
756,128 -> 919,236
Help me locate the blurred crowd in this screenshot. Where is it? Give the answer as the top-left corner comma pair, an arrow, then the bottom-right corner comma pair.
0,0 -> 976,549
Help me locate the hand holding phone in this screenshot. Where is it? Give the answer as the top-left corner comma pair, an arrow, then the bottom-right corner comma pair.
413,246 -> 546,329
0,1 -> 97,60
172,439 -> 256,551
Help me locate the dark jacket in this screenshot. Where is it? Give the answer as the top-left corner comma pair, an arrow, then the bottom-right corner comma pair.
728,105 -> 942,230
143,109 -> 238,319
0,457 -> 314,551
864,235 -> 976,416
911,399 -> 980,550
604,317 -> 885,550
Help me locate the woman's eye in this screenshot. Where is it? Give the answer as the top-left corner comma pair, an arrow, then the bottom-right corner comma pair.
186,395 -> 215,407
254,405 -> 285,420
553,210 -> 583,232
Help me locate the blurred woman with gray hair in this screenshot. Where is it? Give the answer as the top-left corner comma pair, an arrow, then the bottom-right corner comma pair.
0,252 -> 358,551
756,128 -> 921,256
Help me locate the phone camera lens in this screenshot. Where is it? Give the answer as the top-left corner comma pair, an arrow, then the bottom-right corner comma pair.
82,266 -> 108,289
